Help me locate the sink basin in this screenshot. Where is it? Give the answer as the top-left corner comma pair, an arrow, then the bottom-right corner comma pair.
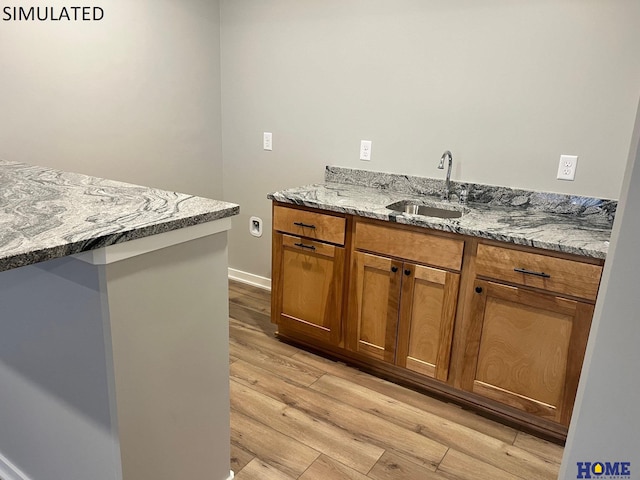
386,200 -> 465,219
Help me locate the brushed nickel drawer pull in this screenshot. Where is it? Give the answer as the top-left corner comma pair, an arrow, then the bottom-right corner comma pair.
514,267 -> 551,278
293,221 -> 316,229
294,242 -> 316,251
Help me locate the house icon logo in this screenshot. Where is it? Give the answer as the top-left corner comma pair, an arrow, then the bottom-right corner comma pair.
576,461 -> 631,479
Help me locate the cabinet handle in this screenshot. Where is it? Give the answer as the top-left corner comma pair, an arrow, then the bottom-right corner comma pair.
404,269 -> 411,276
514,267 -> 551,278
391,266 -> 398,273
294,242 -> 316,251
475,286 -> 483,294
293,221 -> 316,229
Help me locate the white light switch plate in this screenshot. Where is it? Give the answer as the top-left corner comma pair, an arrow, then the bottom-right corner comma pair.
263,132 -> 272,151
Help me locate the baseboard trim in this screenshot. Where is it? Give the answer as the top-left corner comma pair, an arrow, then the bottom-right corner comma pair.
228,268 -> 271,291
0,452 -> 30,480
227,470 -> 235,480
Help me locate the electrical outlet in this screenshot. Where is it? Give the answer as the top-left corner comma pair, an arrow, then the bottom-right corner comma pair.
263,132 -> 272,151
360,140 -> 372,161
557,155 -> 578,181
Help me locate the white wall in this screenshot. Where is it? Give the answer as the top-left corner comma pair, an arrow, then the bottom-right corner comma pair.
221,0 -> 640,279
559,100 -> 640,478
0,0 -> 223,199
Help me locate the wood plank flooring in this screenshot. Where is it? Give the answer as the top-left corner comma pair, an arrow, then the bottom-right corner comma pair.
228,280 -> 563,480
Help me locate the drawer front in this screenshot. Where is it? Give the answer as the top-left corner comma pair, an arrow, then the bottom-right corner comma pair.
355,221 -> 464,271
281,234 -> 337,258
475,243 -> 603,301
274,205 -> 346,245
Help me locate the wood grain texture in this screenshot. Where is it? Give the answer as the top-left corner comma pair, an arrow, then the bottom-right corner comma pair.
437,450 -> 522,480
231,410 -> 320,478
289,349 -> 519,444
231,443 -> 254,474
354,220 -> 464,271
231,360 -> 447,470
298,455 -> 371,480
560,301 -> 595,424
234,458 -> 296,480
309,374 -> 559,480
475,243 -> 603,301
273,204 -> 346,245
368,451 -> 443,480
276,233 -> 345,344
229,280 -> 561,480
513,431 -> 564,465
230,324 -> 325,387
231,380 -> 384,474
348,251 -> 401,362
475,294 -> 573,411
464,279 -> 592,425
396,265 -> 460,381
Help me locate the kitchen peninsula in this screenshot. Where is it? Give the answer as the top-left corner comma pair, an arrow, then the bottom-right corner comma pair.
0,160 -> 238,480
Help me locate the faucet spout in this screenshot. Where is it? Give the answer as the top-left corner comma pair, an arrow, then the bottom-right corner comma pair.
438,150 -> 453,201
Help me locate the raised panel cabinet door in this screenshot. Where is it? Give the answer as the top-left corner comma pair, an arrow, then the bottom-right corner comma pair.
464,279 -> 593,424
395,264 -> 460,381
347,251 -> 402,363
276,234 -> 345,344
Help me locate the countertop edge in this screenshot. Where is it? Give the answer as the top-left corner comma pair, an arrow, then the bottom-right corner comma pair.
0,205 -> 240,273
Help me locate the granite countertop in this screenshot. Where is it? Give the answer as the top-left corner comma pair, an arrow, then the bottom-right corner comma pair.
268,166 -> 616,259
0,160 -> 239,272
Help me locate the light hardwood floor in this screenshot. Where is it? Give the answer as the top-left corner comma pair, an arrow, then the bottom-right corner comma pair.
228,280 -> 563,480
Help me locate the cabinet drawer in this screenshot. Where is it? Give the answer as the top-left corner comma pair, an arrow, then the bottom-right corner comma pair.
355,221 -> 464,271
475,243 -> 603,301
281,234 -> 338,258
273,205 -> 346,246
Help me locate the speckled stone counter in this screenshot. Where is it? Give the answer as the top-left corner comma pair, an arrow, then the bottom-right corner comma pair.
268,166 -> 615,259
0,160 -> 239,272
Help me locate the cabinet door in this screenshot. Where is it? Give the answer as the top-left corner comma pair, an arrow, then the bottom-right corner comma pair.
395,264 -> 460,381
464,279 -> 593,425
273,234 -> 344,344
347,251 -> 402,363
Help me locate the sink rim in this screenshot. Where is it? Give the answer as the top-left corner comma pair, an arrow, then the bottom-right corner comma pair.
386,199 -> 468,219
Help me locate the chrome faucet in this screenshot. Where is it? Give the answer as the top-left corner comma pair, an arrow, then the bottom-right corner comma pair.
438,150 -> 453,201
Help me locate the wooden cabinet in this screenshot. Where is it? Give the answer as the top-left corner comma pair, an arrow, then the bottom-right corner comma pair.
461,242 -> 602,426
271,205 -> 347,345
347,221 -> 462,382
270,202 -> 605,440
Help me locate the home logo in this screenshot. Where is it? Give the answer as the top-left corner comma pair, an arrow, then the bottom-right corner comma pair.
577,461 -> 631,479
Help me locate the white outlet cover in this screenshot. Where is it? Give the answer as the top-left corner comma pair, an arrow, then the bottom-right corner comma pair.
360,140 -> 372,161
557,155 -> 578,181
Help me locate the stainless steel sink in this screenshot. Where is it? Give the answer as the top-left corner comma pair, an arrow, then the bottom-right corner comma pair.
386,200 -> 465,219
